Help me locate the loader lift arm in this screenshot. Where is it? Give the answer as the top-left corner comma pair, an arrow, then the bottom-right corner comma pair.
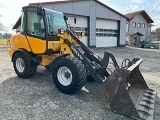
64,29 -> 119,84
67,29 -> 119,68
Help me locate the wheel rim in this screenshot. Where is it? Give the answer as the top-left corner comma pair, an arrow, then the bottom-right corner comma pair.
57,66 -> 72,86
16,58 -> 25,73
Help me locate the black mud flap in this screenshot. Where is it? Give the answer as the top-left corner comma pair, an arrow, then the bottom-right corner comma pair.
97,59 -> 156,120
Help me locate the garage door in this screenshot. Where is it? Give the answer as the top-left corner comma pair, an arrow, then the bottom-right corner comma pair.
96,19 -> 118,47
66,16 -> 88,46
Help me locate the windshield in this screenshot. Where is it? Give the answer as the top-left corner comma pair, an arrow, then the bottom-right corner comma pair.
45,9 -> 67,36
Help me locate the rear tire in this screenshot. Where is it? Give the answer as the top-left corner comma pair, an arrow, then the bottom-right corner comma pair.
13,52 -> 37,78
52,56 -> 87,94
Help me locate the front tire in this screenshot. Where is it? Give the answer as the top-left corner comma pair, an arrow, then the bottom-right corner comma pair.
52,56 -> 87,94
13,52 -> 37,78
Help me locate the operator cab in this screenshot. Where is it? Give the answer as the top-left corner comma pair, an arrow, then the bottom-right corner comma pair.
21,6 -> 67,40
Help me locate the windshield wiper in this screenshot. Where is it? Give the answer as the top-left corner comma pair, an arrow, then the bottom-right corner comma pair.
47,16 -> 51,32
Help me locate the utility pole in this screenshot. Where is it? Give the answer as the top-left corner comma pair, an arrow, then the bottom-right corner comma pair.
6,30 -> 7,40
6,30 -> 9,45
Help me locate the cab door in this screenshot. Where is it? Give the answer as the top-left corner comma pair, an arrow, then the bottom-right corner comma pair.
26,7 -> 46,54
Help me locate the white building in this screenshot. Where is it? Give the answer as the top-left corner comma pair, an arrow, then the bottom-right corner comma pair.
124,10 -> 154,46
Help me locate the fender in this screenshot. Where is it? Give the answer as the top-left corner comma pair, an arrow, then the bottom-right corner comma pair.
50,54 -> 70,71
11,49 -> 32,62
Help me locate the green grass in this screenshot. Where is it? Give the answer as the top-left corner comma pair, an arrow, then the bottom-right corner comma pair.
0,39 -> 10,45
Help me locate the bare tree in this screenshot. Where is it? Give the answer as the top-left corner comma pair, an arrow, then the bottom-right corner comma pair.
155,27 -> 160,40
0,33 -> 3,39
155,27 -> 160,34
151,27 -> 160,41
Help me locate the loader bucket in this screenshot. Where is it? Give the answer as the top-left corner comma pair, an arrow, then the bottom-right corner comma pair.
97,59 -> 156,120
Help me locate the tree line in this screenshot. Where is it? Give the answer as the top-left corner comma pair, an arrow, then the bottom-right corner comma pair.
0,20 -> 12,39
151,27 -> 160,40
0,33 -> 12,39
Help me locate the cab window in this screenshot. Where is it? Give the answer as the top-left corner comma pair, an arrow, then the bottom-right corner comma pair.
45,10 -> 67,36
27,8 -> 45,38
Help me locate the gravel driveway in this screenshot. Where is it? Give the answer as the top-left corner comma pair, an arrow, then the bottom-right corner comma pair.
0,46 -> 160,120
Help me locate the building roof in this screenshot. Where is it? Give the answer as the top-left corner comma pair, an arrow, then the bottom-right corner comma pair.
29,0 -> 81,5
124,10 -> 154,23
126,32 -> 143,36
29,0 -> 128,19
13,0 -> 128,29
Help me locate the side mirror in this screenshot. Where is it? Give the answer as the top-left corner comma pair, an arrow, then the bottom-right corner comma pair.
74,16 -> 77,24
37,7 -> 43,15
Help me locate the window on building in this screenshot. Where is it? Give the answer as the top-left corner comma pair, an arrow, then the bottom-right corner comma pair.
132,22 -> 136,27
142,23 -> 145,28
99,29 -> 103,32
85,28 -> 88,32
70,27 -> 74,31
109,29 -> 113,32
109,34 -> 112,37
99,33 -> 103,36
104,29 -> 108,32
75,27 -> 81,31
104,33 -> 108,36
113,34 -> 117,37
96,29 -> 99,32
114,30 -> 117,33
84,32 -> 87,36
137,23 -> 141,28
96,33 -> 99,36
82,27 -> 85,31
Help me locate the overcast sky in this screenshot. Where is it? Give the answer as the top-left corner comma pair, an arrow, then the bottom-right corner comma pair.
0,0 -> 160,34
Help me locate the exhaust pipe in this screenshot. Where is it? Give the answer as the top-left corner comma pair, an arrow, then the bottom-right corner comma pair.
97,59 -> 156,120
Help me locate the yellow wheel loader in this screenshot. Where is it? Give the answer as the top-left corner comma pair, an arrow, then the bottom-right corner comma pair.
9,6 -> 156,120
